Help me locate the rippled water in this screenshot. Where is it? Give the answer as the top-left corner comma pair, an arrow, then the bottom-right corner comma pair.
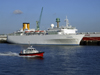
0,44 -> 100,75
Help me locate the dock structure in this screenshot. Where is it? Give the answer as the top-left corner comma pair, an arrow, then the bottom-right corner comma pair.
79,32 -> 100,45
0,35 -> 7,43
80,40 -> 100,46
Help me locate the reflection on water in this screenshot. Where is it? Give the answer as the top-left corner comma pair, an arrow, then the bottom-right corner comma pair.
21,57 -> 44,60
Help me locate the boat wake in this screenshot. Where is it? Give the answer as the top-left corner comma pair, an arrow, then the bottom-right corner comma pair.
0,52 -> 19,56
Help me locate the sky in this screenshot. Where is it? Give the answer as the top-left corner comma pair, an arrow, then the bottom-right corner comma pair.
0,0 -> 100,34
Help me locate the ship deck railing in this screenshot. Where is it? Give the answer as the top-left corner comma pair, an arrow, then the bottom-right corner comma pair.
77,32 -> 100,34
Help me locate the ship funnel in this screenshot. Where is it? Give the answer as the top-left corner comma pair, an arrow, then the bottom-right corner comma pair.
56,18 -> 60,28
27,23 -> 30,30
23,23 -> 30,30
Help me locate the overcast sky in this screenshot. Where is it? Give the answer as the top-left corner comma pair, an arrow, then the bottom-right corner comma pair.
0,0 -> 100,34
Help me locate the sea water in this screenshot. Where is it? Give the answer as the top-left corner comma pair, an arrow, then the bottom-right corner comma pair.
0,44 -> 100,75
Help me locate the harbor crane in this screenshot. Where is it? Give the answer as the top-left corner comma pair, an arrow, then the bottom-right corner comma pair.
36,7 -> 43,30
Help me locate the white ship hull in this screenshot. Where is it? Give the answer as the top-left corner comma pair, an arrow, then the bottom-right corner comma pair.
7,34 -> 84,45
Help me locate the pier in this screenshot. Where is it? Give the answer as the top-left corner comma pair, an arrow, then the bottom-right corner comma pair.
79,32 -> 100,46
80,40 -> 100,46
0,35 -> 7,43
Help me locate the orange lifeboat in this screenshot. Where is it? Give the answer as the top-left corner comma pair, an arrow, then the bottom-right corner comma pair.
30,31 -> 34,33
25,31 -> 30,33
40,30 -> 44,33
35,30 -> 40,33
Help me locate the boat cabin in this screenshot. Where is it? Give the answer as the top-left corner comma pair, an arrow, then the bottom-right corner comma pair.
23,46 -> 39,54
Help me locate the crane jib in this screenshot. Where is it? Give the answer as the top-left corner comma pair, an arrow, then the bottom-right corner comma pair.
36,7 -> 43,31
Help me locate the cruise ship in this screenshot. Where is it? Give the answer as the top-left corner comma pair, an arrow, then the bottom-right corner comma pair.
7,16 -> 84,45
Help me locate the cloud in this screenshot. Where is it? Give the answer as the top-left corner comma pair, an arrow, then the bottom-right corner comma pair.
13,10 -> 23,14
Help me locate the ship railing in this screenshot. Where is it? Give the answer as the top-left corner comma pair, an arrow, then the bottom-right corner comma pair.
77,32 -> 100,34
8,33 -> 22,36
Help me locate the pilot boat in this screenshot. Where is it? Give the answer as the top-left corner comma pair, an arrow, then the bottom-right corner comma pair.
19,46 -> 44,57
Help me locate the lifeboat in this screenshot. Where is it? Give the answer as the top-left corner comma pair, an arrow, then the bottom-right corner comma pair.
35,30 -> 40,33
40,30 -> 45,33
30,31 -> 34,33
25,31 -> 30,33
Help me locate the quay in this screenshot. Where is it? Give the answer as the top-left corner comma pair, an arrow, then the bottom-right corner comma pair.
80,40 -> 100,46
79,32 -> 100,46
0,35 -> 7,43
